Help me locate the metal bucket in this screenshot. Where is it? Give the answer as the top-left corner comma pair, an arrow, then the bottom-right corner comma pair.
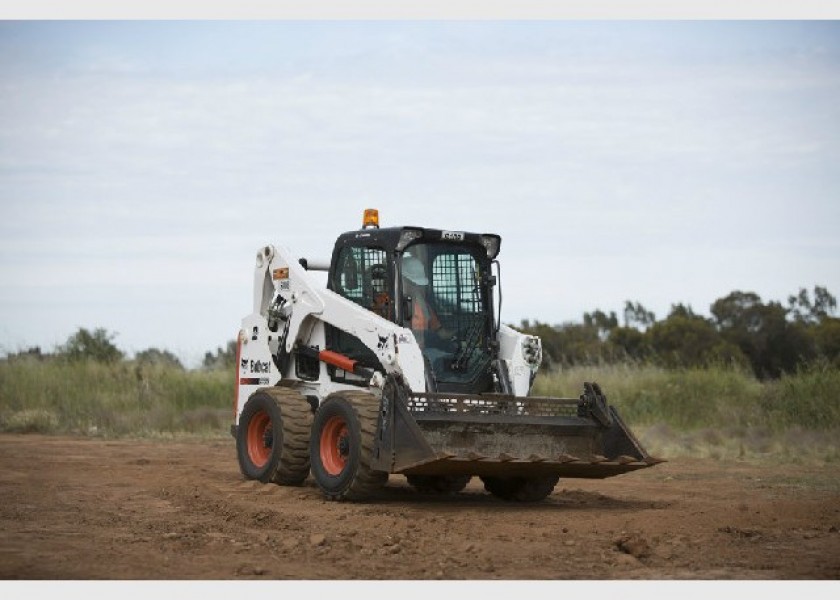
371,380 -> 663,479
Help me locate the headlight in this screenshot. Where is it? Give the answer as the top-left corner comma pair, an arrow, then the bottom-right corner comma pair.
522,336 -> 542,366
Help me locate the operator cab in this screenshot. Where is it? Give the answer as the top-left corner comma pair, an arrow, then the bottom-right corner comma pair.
326,210 -> 502,394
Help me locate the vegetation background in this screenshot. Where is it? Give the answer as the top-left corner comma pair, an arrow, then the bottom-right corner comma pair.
1,285 -> 837,463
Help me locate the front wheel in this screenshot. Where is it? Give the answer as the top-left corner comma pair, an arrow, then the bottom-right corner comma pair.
309,391 -> 387,501
480,475 -> 560,502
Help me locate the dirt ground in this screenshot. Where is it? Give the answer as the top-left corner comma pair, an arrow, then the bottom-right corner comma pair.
0,433 -> 838,580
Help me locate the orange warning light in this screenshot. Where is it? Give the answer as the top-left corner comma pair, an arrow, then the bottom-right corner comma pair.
363,208 -> 380,229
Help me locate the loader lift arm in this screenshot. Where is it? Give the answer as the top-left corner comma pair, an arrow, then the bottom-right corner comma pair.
240,243 -> 427,400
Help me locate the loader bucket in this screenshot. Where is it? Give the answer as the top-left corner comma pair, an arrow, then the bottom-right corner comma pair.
371,380 -> 662,479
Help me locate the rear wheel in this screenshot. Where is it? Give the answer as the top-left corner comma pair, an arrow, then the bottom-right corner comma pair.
480,475 -> 560,502
406,474 -> 472,494
309,391 -> 387,501
236,388 -> 312,485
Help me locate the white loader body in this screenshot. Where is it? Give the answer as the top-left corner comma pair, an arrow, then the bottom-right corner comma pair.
234,243 -> 542,425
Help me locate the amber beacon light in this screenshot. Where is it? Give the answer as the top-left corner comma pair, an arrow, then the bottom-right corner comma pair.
363,208 -> 380,229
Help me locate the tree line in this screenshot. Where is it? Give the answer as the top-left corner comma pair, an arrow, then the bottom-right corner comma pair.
517,285 -> 839,379
4,285 -> 837,380
3,328 -> 237,372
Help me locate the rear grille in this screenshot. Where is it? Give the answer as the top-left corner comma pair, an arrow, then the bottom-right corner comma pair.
407,393 -> 580,418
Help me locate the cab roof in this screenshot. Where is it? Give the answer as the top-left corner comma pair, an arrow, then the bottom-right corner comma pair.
333,226 -> 501,259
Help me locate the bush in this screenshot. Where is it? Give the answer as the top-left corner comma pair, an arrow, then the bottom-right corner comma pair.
57,327 -> 124,363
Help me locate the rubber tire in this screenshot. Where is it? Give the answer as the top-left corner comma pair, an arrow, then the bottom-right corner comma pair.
406,474 -> 472,494
236,387 -> 313,485
309,391 -> 388,501
480,475 -> 560,502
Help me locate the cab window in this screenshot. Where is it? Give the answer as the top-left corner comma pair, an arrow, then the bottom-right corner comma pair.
333,245 -> 391,320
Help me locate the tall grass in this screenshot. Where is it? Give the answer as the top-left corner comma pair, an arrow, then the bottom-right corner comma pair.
760,363 -> 840,430
533,362 -> 840,431
533,363 -> 840,462
1,359 -> 838,462
0,359 -> 233,436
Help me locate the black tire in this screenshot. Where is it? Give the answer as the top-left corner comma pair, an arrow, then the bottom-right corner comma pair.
406,474 -> 472,494
236,387 -> 313,485
480,475 -> 560,502
309,391 -> 388,501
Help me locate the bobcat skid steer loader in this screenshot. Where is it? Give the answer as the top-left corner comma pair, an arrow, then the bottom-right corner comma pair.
232,209 -> 660,501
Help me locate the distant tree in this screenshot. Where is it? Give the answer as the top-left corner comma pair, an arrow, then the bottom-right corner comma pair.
788,285 -> 837,324
711,291 -> 815,378
57,327 -> 123,363
583,309 -> 618,339
813,286 -> 838,320
623,301 -> 656,329
3,346 -> 46,362
607,326 -> 648,362
761,314 -> 816,378
813,317 -> 840,366
135,348 -> 184,370
551,323 -> 605,365
514,286 -> 835,376
710,291 -> 764,332
203,340 -> 237,371
647,314 -> 745,369
667,303 -> 701,320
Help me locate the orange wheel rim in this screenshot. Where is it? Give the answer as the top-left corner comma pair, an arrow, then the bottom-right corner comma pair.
246,410 -> 272,467
320,416 -> 349,476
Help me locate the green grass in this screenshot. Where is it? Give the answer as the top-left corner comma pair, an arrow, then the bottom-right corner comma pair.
533,363 -> 840,463
760,364 -> 840,430
533,363 -> 840,430
1,359 -> 838,463
0,359 -> 233,437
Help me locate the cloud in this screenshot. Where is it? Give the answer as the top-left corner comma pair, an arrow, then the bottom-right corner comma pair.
1,21 -> 839,364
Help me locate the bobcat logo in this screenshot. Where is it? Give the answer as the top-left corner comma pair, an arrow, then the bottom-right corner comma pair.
241,358 -> 270,374
377,335 -> 388,350
249,360 -> 270,374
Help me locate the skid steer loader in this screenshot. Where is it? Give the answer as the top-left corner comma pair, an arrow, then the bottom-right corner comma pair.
232,209 -> 660,501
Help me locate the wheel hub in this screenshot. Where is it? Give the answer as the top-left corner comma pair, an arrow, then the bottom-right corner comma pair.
337,435 -> 349,457
320,416 -> 350,476
246,410 -> 273,468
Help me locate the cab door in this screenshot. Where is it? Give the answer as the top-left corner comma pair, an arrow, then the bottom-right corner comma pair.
325,244 -> 393,383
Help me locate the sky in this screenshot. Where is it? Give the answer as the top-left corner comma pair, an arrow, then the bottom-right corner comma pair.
1,18 -> 839,367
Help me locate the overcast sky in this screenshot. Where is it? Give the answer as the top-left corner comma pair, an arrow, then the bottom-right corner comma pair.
1,20 -> 839,367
